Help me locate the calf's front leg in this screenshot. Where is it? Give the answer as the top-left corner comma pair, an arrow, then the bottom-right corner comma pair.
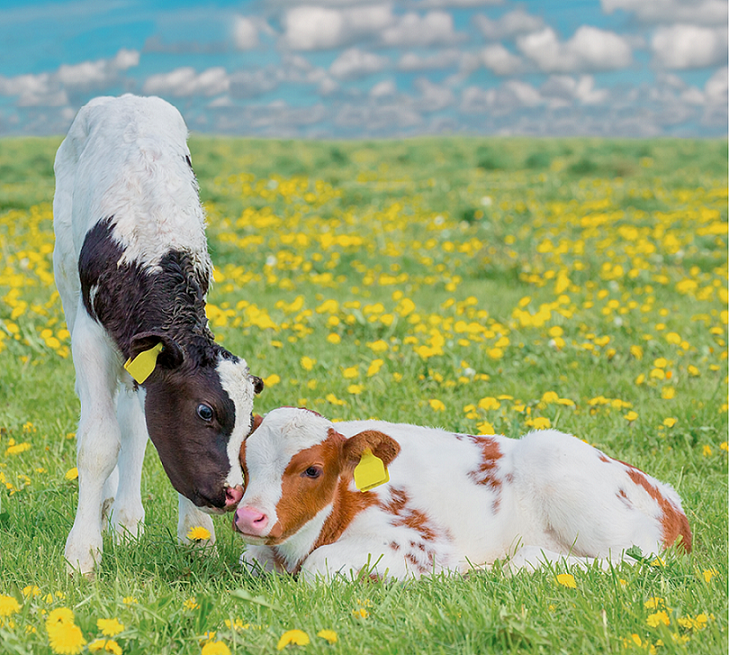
65,309 -> 121,575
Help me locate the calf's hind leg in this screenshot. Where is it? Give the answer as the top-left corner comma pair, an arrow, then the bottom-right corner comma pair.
64,308 -> 122,575
106,385 -> 148,541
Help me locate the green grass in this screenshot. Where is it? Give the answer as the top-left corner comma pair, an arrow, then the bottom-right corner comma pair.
0,136 -> 726,654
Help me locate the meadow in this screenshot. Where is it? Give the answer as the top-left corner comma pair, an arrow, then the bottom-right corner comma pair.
0,135 -> 726,654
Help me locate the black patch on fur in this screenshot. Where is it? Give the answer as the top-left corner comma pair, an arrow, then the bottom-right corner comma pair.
78,217 -> 215,363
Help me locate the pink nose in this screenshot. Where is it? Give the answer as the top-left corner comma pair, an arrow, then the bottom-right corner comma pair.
224,485 -> 244,509
234,506 -> 269,535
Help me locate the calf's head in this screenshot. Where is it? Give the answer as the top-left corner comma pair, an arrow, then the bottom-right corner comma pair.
233,407 -> 399,545
131,333 -> 263,512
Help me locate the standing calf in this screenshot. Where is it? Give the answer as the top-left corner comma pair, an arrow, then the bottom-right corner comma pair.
234,408 -> 691,581
53,94 -> 262,575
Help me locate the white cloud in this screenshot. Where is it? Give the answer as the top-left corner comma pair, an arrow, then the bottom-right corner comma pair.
228,67 -> 281,98
413,77 -> 455,112
416,0 -> 503,7
517,26 -> 632,73
398,49 -> 462,71
381,11 -> 465,48
651,25 -> 728,70
540,75 -> 609,105
282,4 -> 393,50
705,66 -> 728,104
335,103 -> 423,132
370,79 -> 397,98
329,48 -> 390,80
480,44 -> 522,75
0,48 -> 138,106
601,0 -> 727,25
233,16 -> 259,50
461,80 -> 542,115
142,66 -> 229,97
475,9 -> 544,40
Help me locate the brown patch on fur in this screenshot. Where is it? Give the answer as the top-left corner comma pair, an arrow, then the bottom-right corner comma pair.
265,429 -> 346,548
598,452 -> 611,464
312,477 -> 381,550
624,466 -> 692,553
466,436 -> 504,512
381,487 -> 439,542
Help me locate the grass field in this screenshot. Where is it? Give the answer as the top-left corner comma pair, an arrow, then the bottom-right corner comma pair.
0,136 -> 726,654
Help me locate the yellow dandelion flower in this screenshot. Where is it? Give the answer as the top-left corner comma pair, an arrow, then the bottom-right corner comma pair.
624,411 -> 639,422
0,595 -> 21,617
477,397 -> 500,411
89,639 -> 122,654
325,393 -> 346,406
183,598 -> 200,611
186,526 -> 212,542
662,418 -> 677,428
6,442 -> 31,456
263,373 -> 281,387
429,399 -> 445,412
317,629 -> 338,644
48,622 -> 86,655
96,618 -> 124,637
352,607 -> 369,619
703,568 -> 718,583
367,340 -> 388,353
647,610 -> 670,627
300,356 -> 316,371
22,585 -> 41,597
65,468 -> 79,481
702,445 -> 712,457
277,629 -> 310,650
527,417 -> 551,430
326,333 -> 341,344
661,386 -> 676,399
556,573 -> 577,588
366,359 -> 383,377
347,384 -> 363,395
644,597 -> 665,610
46,607 -> 75,629
201,640 -> 231,655
122,597 -> 137,605
720,442 -> 728,452
342,366 -> 359,379
476,421 -> 495,435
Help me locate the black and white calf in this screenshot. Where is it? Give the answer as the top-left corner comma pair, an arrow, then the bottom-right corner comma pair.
53,94 -> 263,574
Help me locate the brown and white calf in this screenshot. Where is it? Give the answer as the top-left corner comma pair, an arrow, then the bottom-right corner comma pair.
53,94 -> 263,574
234,407 -> 691,581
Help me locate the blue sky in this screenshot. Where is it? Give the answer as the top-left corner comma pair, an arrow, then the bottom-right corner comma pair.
0,0 -> 726,137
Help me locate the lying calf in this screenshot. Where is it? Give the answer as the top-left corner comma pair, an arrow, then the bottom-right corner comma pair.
234,407 -> 691,581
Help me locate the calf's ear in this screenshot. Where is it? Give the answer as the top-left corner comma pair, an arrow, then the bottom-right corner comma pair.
129,331 -> 184,370
342,430 -> 400,472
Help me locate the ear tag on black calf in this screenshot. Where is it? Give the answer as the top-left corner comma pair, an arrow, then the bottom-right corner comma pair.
124,343 -> 164,384
354,448 -> 389,492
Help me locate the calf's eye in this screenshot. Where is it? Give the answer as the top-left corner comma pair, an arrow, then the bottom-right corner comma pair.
197,403 -> 214,421
303,466 -> 322,479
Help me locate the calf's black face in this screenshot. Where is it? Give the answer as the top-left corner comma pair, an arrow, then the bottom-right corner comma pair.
143,346 -> 262,510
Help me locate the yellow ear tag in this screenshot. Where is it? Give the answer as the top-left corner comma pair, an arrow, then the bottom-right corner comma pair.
354,448 -> 389,492
123,342 -> 164,384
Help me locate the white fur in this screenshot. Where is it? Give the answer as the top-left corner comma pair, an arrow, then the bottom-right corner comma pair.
217,357 -> 256,489
240,409 -> 689,582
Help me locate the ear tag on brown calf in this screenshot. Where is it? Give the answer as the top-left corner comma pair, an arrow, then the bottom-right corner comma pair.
123,342 -> 164,384
354,448 -> 389,492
